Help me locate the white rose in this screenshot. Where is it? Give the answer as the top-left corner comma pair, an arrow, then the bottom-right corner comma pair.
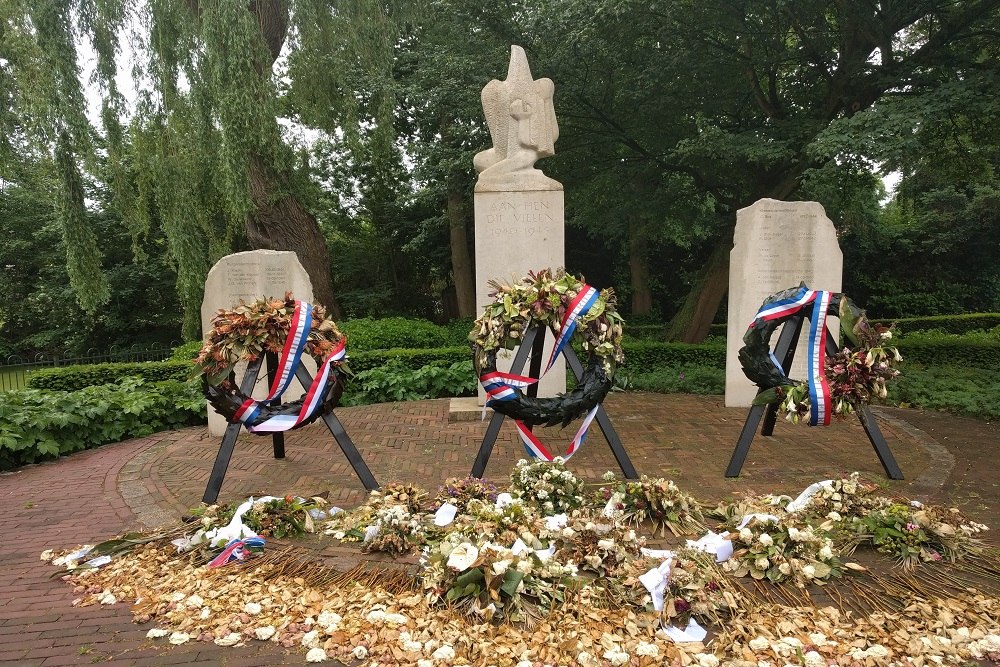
576,651 -> 599,667
739,528 -> 753,542
384,613 -> 407,624
758,533 -> 773,547
748,636 -> 770,651
185,594 -> 204,608
635,641 -> 659,657
168,632 -> 190,645
301,630 -> 319,648
819,545 -> 834,560
317,611 -> 342,630
779,563 -> 791,575
214,632 -> 242,646
803,652 -> 825,667
366,609 -> 387,623
243,602 -> 262,615
305,647 -> 328,662
492,560 -> 510,576
755,556 -> 770,570
254,626 -> 276,641
603,647 -> 630,665
432,644 -> 456,661
802,565 -> 816,578
446,543 -> 479,571
826,511 -> 842,521
695,653 -> 720,667
146,628 -> 170,639
352,645 -> 369,659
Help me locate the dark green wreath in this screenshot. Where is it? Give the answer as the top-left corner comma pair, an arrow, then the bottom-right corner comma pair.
738,283 -> 861,390
476,346 -> 612,428
204,368 -> 346,431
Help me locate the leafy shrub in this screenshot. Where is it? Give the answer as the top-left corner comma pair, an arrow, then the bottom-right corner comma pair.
170,340 -> 203,361
339,317 -> 451,352
619,363 -> 725,395
893,329 -> 1000,369
26,360 -> 192,391
878,313 -> 1000,335
620,340 -> 726,370
442,317 -> 476,346
341,360 -> 476,406
887,364 -> 1000,420
0,377 -> 205,470
348,347 -> 469,374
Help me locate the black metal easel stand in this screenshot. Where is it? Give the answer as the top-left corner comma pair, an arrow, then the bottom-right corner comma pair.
202,352 -> 379,504
470,323 -> 638,479
725,314 -> 903,480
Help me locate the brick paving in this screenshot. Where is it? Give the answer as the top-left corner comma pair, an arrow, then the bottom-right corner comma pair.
0,393 -> 995,665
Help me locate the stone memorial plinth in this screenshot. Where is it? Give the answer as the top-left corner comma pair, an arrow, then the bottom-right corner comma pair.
725,199 -> 842,407
201,250 -> 316,436
473,45 -> 566,403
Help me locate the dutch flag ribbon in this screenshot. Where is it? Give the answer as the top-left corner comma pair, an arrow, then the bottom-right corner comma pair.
230,301 -> 346,433
746,285 -> 832,426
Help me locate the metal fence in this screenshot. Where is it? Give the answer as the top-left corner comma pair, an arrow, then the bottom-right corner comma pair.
0,342 -> 180,392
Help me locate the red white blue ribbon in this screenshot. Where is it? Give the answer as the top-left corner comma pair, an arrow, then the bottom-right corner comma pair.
516,405 -> 599,461
263,301 -> 313,403
207,536 -> 265,568
246,339 -> 346,433
545,286 -> 599,373
748,285 -> 832,427
807,291 -> 832,426
479,284 -> 602,461
230,300 -> 346,432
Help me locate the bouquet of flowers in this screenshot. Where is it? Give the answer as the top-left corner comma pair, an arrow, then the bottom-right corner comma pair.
509,458 -> 586,514
599,473 -> 705,536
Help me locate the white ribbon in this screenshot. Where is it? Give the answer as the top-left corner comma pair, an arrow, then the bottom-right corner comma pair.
685,530 -> 734,563
660,618 -> 708,643
786,480 -> 834,513
639,556 -> 674,612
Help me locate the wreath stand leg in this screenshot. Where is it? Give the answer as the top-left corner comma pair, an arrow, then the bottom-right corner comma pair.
470,323 -> 638,479
202,353 -> 379,505
725,314 -> 904,480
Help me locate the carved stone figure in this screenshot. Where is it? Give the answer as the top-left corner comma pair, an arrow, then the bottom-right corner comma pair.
474,45 -> 561,192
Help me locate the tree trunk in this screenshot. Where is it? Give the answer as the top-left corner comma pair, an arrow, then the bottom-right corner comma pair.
447,188 -> 476,317
665,239 -> 730,343
628,220 -> 652,316
246,156 -> 342,317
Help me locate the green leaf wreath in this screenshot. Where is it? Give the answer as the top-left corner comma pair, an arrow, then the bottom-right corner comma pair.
470,269 -> 625,427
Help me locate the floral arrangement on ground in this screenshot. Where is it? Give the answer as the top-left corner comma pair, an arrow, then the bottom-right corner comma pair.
43,465 -> 999,666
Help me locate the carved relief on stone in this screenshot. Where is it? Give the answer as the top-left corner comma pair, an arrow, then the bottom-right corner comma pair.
474,45 -> 561,192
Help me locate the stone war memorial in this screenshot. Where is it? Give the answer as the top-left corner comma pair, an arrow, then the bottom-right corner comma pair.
725,199 -> 842,407
473,45 -> 566,399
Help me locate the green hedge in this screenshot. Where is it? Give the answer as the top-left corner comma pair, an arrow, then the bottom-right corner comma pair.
0,377 -> 205,470
894,330 -> 1000,369
348,346 -> 470,373
26,360 -> 192,391
339,317 -> 453,352
621,340 -> 726,369
878,313 -> 1000,335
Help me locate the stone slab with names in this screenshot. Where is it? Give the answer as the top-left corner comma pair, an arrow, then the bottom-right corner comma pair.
473,45 -> 566,402
201,250 -> 316,436
725,199 -> 843,407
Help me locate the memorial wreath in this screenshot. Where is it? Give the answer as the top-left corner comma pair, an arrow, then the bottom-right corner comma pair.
196,294 -> 348,432
471,269 -> 624,460
739,284 -> 902,425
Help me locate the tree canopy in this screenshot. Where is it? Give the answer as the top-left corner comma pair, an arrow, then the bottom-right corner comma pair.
1,0 -> 997,352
